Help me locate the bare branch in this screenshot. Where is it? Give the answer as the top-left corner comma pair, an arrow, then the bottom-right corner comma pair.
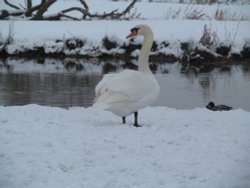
96,0 -> 138,20
25,0 -> 32,16
32,0 -> 57,20
60,14 -> 81,21
0,9 -> 25,19
61,7 -> 89,15
119,0 -> 137,18
0,10 -> 10,19
19,3 -> 26,10
25,0 -> 46,17
27,0 -> 32,10
87,0 -> 137,20
41,7 -> 89,21
79,0 -> 89,19
1,0 -> 138,21
3,0 -> 20,10
43,13 -> 80,21
79,0 -> 89,11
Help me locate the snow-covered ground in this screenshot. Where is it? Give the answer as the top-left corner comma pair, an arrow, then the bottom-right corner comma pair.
1,1 -> 250,188
1,0 -> 250,57
1,0 -> 250,21
1,105 -> 250,188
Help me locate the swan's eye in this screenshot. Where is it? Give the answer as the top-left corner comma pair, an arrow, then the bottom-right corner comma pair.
130,27 -> 139,33
127,27 -> 140,38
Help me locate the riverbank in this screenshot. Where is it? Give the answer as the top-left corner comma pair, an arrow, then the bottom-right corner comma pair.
0,20 -> 250,63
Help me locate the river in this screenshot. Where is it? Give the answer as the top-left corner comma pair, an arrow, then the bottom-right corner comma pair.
0,58 -> 250,111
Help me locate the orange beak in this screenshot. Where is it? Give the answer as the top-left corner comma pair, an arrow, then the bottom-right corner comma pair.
126,30 -> 138,39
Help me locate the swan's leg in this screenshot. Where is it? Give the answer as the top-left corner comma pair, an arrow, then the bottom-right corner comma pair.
133,112 -> 141,127
122,117 -> 126,124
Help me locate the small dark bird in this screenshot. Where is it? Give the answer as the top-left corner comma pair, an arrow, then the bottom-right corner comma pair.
206,101 -> 233,111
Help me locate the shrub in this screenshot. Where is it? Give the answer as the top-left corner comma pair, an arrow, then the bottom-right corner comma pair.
102,36 -> 118,50
65,38 -> 85,50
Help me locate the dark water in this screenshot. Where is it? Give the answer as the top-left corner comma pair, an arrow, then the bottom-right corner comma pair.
1,58 -> 250,111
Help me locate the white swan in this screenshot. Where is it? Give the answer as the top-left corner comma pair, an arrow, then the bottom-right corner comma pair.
92,24 -> 160,127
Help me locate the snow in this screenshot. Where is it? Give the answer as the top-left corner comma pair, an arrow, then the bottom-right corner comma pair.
0,19 -> 249,44
1,0 -> 250,21
0,105 -> 250,188
1,0 -> 250,57
0,20 -> 250,57
1,1 -> 250,187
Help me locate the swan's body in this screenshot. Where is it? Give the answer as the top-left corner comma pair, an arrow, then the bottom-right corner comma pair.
92,24 -> 160,127
93,69 -> 159,117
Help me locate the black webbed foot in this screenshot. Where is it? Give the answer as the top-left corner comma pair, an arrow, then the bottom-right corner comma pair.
122,117 -> 126,124
133,123 -> 141,127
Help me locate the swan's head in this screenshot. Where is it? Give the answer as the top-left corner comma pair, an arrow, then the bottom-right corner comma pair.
127,24 -> 153,39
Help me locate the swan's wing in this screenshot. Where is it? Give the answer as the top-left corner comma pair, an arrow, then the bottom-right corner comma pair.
95,73 -> 116,100
108,70 -> 153,101
95,70 -> 155,104
93,90 -> 131,110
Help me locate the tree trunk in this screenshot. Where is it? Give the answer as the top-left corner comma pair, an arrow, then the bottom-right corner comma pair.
25,0 -> 33,16
32,0 -> 57,20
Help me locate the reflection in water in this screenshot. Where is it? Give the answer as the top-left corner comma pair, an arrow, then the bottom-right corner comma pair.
155,63 -> 250,111
0,73 -> 100,107
0,58 -> 250,111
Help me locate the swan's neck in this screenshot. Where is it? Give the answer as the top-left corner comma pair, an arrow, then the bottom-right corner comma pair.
138,32 -> 153,74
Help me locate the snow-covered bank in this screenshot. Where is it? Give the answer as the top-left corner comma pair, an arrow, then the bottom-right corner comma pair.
1,105 -> 250,188
1,20 -> 250,61
1,0 -> 250,61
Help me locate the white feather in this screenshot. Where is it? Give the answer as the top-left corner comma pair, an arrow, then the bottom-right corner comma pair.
92,24 -> 160,118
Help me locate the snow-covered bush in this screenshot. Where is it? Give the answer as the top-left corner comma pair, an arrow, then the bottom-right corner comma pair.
65,38 -> 85,50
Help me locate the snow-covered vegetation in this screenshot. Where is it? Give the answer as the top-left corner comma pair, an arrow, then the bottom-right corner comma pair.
0,0 -> 250,61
